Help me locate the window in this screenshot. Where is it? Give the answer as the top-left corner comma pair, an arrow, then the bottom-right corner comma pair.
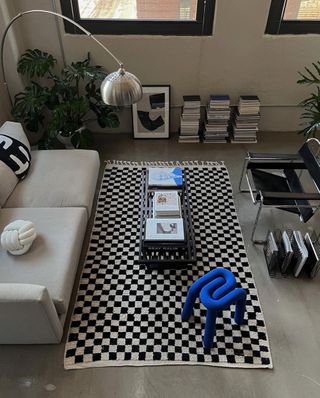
266,0 -> 320,34
60,0 -> 215,35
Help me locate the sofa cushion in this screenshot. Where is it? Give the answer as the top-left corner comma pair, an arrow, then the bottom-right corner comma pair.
0,134 -> 31,180
0,121 -> 31,151
4,149 -> 100,218
0,163 -> 17,208
0,283 -> 63,344
0,207 -> 87,315
0,122 -> 30,206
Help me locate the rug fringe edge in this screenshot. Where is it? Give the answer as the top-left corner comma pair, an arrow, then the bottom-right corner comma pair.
64,360 -> 273,370
104,160 -> 225,167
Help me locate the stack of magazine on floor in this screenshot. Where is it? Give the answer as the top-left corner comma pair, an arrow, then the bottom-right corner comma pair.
263,229 -> 320,278
203,95 -> 231,143
179,95 -> 201,143
145,167 -> 185,242
231,95 -> 260,143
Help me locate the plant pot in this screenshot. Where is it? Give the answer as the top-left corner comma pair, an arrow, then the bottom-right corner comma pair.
56,133 -> 75,149
56,126 -> 86,149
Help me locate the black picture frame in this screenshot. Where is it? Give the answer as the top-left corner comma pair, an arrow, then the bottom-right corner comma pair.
132,85 -> 170,139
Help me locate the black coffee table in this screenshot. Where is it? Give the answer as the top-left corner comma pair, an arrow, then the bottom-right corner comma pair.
138,169 -> 197,269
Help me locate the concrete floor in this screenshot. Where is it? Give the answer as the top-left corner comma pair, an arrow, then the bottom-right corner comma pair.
1,132 -> 320,398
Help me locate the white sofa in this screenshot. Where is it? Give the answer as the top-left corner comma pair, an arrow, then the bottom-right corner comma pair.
0,122 -> 100,344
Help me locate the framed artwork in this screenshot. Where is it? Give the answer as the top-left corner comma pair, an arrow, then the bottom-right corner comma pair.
132,85 -> 170,139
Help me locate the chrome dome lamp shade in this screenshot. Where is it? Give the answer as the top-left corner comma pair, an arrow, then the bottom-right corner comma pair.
101,65 -> 143,106
0,10 -> 143,107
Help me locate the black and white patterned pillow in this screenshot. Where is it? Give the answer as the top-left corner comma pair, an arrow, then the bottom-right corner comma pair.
0,133 -> 31,180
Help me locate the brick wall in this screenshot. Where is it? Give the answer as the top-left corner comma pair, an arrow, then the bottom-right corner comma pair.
284,0 -> 301,19
284,0 -> 320,20
136,0 -> 197,20
191,0 -> 197,19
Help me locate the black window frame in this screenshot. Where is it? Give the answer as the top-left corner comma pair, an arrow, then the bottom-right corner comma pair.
60,0 -> 215,36
266,0 -> 320,34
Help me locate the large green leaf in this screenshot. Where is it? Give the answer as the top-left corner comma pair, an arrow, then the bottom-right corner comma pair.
97,111 -> 120,128
298,107 -> 320,137
297,69 -> 320,138
297,62 -> 320,85
85,81 -> 97,97
12,82 -> 49,132
87,82 -> 119,127
63,53 -> 107,83
48,97 -> 90,135
51,77 -> 78,102
17,49 -> 56,78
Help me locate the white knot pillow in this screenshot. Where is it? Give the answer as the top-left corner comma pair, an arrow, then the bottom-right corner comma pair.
1,220 -> 37,255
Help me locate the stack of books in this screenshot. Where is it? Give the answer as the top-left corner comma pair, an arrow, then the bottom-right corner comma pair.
231,95 -> 260,143
179,95 -> 201,143
153,191 -> 181,218
145,167 -> 185,242
203,95 -> 231,143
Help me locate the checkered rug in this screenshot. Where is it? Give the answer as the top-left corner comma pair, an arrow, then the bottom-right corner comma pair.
64,161 -> 272,369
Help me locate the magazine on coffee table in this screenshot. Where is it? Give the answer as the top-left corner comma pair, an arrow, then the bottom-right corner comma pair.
148,167 -> 183,187
153,191 -> 181,218
145,218 -> 185,241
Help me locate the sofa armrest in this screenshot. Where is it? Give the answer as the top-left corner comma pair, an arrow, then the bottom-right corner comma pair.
0,283 -> 63,344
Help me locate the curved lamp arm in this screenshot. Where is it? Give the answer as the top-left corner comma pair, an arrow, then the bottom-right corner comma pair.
0,9 -> 142,106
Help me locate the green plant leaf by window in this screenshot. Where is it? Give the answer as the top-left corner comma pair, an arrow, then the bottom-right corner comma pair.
63,53 -> 107,82
17,49 -> 57,78
12,82 -> 49,132
12,49 -> 120,149
298,65 -> 320,139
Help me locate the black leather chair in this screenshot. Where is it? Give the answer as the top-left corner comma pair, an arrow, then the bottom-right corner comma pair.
239,138 -> 320,243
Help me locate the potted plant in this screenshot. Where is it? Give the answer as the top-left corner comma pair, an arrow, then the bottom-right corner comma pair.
12,49 -> 120,148
297,61 -> 320,139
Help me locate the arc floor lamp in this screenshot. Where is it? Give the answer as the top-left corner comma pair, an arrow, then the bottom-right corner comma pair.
0,9 -> 143,107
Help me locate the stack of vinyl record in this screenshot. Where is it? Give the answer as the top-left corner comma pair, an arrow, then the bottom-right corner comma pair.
203,95 -> 231,143
179,95 -> 201,143
263,229 -> 320,278
231,95 -> 260,143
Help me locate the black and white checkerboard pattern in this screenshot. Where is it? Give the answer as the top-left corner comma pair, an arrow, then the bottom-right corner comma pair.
65,162 -> 272,369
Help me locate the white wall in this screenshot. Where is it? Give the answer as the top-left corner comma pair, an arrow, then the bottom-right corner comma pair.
0,1 -> 26,124
3,0 -> 319,132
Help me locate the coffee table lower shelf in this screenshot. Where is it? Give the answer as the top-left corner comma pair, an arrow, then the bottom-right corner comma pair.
138,169 -> 197,269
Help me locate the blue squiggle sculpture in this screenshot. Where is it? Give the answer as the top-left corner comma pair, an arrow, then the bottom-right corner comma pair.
182,267 -> 247,349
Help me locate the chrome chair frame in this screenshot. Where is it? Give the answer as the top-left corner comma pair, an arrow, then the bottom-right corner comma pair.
239,138 -> 320,244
